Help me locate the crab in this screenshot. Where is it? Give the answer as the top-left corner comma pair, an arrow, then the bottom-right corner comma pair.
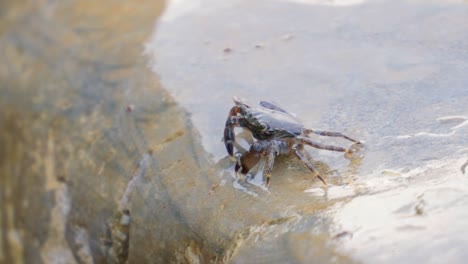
224,97 -> 361,186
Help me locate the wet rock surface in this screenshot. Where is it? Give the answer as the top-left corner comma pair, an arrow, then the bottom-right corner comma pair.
1,0 -> 468,263
148,0 -> 468,263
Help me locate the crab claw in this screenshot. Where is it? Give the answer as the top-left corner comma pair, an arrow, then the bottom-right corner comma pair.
224,125 -> 235,156
234,162 -> 243,174
235,152 -> 261,175
235,145 -> 263,178
225,141 -> 234,156
224,107 -> 241,156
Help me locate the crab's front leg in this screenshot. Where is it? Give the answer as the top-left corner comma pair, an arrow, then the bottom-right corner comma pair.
224,105 -> 242,156
263,145 -> 277,186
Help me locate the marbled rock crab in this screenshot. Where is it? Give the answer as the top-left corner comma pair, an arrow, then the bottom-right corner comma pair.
224,97 -> 361,186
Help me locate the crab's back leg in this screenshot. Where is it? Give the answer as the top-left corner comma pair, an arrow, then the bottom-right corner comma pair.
303,129 -> 360,144
224,106 -> 242,156
293,147 -> 327,185
297,136 -> 352,153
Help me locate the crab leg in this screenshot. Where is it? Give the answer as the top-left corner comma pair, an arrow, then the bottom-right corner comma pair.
293,148 -> 327,185
264,144 -> 277,186
297,136 -> 352,153
303,129 -> 360,144
224,106 -> 242,156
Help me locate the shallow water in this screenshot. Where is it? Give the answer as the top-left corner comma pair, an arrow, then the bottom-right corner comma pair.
1,0 -> 468,263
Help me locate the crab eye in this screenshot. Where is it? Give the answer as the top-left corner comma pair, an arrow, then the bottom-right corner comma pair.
259,122 -> 269,131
